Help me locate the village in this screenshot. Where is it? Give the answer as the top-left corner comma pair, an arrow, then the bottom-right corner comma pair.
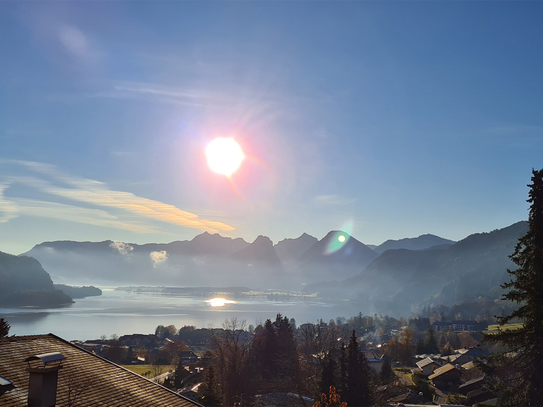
63,314 -> 496,406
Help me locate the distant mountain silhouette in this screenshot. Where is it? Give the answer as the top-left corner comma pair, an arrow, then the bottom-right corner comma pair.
232,235 -> 282,264
0,251 -> 72,307
20,222 -> 528,302
274,233 -> 318,263
299,230 -> 378,265
314,221 -> 528,315
374,234 -> 455,254
290,231 -> 379,284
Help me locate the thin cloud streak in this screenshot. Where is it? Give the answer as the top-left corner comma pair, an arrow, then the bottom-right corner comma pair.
2,160 -> 236,234
94,82 -> 223,108
0,184 -> 19,223
314,194 -> 357,206
13,198 -> 156,233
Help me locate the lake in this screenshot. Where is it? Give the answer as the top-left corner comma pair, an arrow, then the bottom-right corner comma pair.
1,288 -> 365,341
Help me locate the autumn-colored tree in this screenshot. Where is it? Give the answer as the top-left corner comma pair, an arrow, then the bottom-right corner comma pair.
161,340 -> 188,364
398,330 -> 414,365
441,342 -> 454,356
313,386 -> 347,407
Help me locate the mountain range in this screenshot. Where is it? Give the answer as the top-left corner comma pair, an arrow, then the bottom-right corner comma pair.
4,221 -> 528,313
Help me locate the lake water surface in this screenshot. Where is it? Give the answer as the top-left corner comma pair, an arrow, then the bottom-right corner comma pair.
1,289 -> 363,341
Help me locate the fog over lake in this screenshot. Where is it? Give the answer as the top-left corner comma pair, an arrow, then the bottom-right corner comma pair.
1,288 -> 367,341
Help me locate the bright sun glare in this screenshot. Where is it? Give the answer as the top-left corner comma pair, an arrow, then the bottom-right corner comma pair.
206,138 -> 245,176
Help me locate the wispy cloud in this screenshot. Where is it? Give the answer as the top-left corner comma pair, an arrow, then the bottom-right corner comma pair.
0,160 -> 236,234
12,197 -> 155,233
95,82 -> 222,108
58,25 -> 89,58
0,184 -> 19,223
313,194 -> 357,206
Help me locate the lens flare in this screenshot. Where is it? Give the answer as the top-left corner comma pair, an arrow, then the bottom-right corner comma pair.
325,221 -> 354,255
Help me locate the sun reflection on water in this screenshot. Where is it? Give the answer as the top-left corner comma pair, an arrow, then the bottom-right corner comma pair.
206,297 -> 236,307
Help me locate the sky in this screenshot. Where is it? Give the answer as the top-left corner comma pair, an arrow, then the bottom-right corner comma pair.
1,1 -> 542,256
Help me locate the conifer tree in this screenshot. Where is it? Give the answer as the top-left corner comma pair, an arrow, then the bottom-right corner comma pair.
0,318 -> 9,338
320,352 -> 337,395
424,325 -> 439,354
199,366 -> 221,406
343,330 -> 373,406
379,357 -> 394,384
481,169 -> 543,406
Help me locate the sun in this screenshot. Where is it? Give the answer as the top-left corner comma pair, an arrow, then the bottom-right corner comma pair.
206,138 -> 245,176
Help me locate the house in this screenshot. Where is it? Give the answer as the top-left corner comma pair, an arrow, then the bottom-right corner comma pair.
439,347 -> 490,366
432,321 -> 450,331
0,334 -> 203,407
428,363 -> 462,389
432,320 -> 482,332
459,375 -> 486,395
179,350 -> 199,364
367,358 -> 384,373
415,357 -> 442,376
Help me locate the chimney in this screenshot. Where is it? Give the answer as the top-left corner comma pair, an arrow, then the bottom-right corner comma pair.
24,352 -> 65,407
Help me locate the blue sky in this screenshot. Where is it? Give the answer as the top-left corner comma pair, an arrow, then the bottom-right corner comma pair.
1,1 -> 542,255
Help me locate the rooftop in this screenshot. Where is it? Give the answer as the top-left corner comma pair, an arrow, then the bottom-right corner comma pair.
0,334 -> 202,407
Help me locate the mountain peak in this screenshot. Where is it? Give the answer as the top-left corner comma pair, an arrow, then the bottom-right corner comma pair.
375,234 -> 456,254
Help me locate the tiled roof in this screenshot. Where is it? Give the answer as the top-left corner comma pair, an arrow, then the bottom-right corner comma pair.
0,334 -> 202,407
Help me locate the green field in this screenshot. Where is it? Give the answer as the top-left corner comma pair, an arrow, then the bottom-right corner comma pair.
121,364 -> 174,377
485,323 -> 524,333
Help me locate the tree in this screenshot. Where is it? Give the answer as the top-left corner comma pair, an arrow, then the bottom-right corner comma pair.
424,325 -> 439,354
104,337 -> 125,364
173,359 -> 189,389
379,357 -> 394,384
319,352 -> 337,395
398,329 -> 414,365
199,366 -> 221,406
161,340 -> 188,364
313,386 -> 347,407
343,330 -> 373,406
210,318 -> 251,406
481,169 -> 543,406
0,318 -> 10,338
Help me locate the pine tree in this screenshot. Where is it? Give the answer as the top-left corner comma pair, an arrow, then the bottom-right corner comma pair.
343,330 -> 373,406
173,359 -> 189,389
379,357 -> 394,384
0,318 -> 9,338
481,169 -> 543,406
199,366 -> 221,406
424,325 -> 439,354
320,352 -> 337,395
